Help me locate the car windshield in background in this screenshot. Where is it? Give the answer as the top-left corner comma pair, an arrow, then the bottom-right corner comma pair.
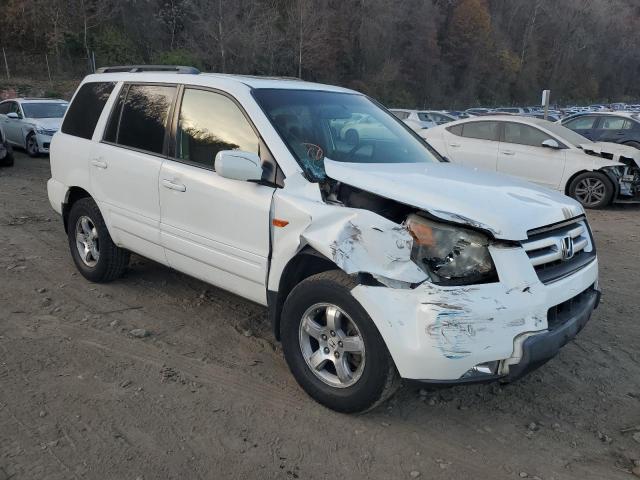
252,88 -> 441,180
542,121 -> 595,147
21,103 -> 68,119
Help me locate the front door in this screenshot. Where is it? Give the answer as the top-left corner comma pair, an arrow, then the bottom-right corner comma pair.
91,83 -> 178,264
159,87 -> 275,305
497,122 -> 566,190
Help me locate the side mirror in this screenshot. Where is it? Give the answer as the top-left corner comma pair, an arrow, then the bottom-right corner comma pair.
6,112 -> 19,119
541,139 -> 560,149
214,150 -> 264,182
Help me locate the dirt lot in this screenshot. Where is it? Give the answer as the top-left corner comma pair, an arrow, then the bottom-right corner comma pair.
1,151 -> 639,480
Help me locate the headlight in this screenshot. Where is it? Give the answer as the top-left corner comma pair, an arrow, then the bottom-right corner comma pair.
406,214 -> 497,285
35,127 -> 56,136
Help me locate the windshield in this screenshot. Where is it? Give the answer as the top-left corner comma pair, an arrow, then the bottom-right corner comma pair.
252,89 -> 441,180
541,121 -> 594,147
21,102 -> 68,119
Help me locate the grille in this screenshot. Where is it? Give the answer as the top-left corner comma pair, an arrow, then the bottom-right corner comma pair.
547,286 -> 596,330
521,218 -> 596,284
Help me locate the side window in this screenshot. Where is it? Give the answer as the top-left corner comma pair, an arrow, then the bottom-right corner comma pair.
461,121 -> 500,141
0,102 -> 10,114
176,88 -> 259,168
116,84 -> 177,154
62,82 -> 115,139
446,124 -> 463,136
600,116 -> 632,130
565,116 -> 597,130
502,123 -> 553,147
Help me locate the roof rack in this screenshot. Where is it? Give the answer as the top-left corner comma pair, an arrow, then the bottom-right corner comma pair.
95,65 -> 200,74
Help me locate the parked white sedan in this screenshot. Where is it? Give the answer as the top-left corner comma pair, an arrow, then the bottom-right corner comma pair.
421,116 -> 640,208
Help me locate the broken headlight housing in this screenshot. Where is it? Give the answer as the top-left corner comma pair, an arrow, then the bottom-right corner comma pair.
406,214 -> 497,285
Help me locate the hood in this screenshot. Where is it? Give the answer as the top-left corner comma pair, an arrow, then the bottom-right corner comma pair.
580,142 -> 640,168
324,159 -> 584,241
26,117 -> 63,131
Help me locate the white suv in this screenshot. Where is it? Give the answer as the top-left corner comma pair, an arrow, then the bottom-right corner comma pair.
0,98 -> 68,156
47,66 -> 600,412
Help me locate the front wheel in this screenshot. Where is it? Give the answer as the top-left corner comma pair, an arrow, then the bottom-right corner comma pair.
67,198 -> 130,282
280,270 -> 399,413
26,132 -> 39,157
568,172 -> 614,209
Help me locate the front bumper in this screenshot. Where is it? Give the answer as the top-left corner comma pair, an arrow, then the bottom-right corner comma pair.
351,244 -> 599,381
35,133 -> 54,153
503,286 -> 599,381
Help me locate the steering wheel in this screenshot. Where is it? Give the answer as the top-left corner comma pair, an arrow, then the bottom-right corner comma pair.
344,140 -> 374,162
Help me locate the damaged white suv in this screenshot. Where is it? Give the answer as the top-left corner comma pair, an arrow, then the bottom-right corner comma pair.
47,66 -> 600,412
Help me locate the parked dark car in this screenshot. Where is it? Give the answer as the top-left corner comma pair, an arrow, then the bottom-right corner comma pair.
561,112 -> 640,149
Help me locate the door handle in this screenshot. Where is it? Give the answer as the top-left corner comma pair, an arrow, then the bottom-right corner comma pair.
449,143 -> 461,147
91,158 -> 108,169
501,150 -> 515,156
162,179 -> 186,192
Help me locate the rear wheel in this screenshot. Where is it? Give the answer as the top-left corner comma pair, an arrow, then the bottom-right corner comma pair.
26,132 -> 39,157
568,172 -> 614,209
67,198 -> 129,282
280,270 -> 399,413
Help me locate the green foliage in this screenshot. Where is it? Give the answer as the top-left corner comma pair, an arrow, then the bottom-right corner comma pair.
94,27 -> 141,66
153,50 -> 203,69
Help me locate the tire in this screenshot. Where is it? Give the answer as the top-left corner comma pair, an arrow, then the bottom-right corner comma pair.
568,171 -> 614,209
0,143 -> 13,167
280,270 -> 400,413
344,129 -> 359,146
67,197 -> 130,282
26,132 -> 39,157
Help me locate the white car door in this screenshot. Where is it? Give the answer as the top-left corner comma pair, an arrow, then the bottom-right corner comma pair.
443,121 -> 500,171
91,83 -> 178,264
159,87 -> 275,305
497,122 -> 567,190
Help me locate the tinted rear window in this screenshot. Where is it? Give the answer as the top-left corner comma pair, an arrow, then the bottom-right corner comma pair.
62,82 -> 115,139
461,121 -> 500,141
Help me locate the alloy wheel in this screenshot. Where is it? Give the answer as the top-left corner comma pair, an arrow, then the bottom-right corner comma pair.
298,303 -> 366,388
574,177 -> 606,207
75,216 -> 100,267
27,136 -> 38,156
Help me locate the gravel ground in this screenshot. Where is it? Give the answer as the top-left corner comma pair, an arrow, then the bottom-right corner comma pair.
1,152 -> 639,480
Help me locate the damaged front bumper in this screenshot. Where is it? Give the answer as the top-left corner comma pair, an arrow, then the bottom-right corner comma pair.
350,244 -> 599,383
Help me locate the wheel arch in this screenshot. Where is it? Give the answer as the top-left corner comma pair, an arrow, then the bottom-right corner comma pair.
62,186 -> 92,233
565,168 -> 618,205
268,247 -> 339,341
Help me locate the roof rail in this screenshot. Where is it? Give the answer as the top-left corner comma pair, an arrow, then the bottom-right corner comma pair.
95,65 -> 200,74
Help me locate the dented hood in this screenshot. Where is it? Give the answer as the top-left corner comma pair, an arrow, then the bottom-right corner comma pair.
324,160 -> 584,241
579,142 -> 640,168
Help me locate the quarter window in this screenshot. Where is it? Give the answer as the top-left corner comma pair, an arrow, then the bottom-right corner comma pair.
176,88 -> 259,168
62,82 -> 115,139
502,123 -> 554,147
461,121 -> 500,141
115,84 -> 177,155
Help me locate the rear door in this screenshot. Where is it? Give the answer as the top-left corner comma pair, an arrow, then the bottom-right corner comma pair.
91,83 -> 177,264
497,122 -> 566,189
159,87 -> 275,305
443,120 -> 500,171
593,116 -> 634,143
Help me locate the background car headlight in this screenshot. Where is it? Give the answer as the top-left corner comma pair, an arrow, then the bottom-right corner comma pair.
35,127 -> 57,136
406,214 -> 497,285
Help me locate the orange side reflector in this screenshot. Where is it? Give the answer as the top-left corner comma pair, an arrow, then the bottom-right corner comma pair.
272,218 -> 289,228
